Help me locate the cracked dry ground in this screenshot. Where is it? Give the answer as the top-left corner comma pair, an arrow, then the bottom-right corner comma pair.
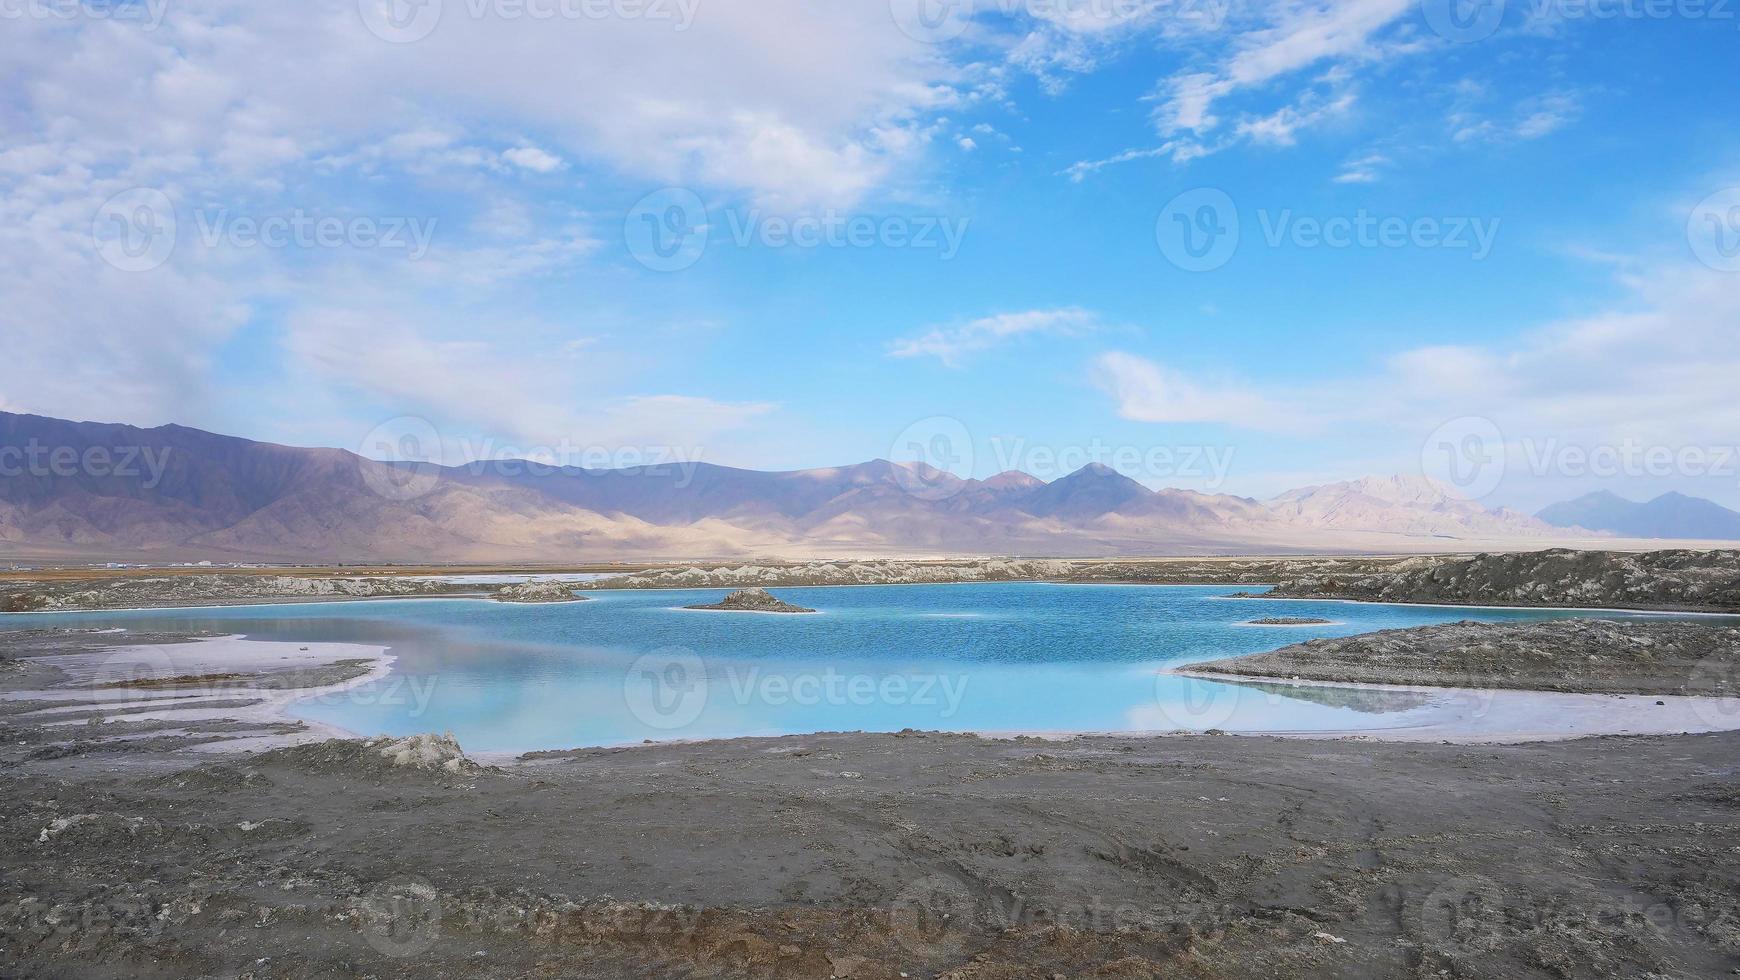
3,730 -> 1739,979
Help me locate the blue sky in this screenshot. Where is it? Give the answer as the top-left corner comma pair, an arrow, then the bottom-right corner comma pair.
3,0 -> 1739,510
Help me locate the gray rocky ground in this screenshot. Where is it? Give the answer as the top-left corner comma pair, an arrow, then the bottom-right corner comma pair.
1188,619 -> 1740,697
1259,548 -> 1740,612
0,575 -> 473,613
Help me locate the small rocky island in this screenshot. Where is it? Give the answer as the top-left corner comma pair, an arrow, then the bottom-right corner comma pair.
494,581 -> 590,604
1246,616 -> 1334,626
684,588 -> 816,614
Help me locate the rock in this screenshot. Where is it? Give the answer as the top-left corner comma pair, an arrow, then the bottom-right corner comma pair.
373,733 -> 477,773
684,588 -> 816,614
494,580 -> 590,604
1246,617 -> 1335,626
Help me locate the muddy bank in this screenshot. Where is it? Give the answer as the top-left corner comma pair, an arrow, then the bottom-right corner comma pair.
1188,619 -> 1740,697
5,722 -> 1740,979
0,574 -> 478,613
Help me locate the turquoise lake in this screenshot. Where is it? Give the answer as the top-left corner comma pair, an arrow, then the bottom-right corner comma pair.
2,584 -> 1712,751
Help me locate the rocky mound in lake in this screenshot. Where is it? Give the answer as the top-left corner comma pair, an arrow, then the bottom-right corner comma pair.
493,580 -> 589,604
1188,618 -> 1740,696
684,588 -> 815,614
1246,617 -> 1334,626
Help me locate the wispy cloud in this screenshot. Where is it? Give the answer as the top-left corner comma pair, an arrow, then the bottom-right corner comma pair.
1333,152 -> 1391,183
1091,351 -> 1307,432
889,308 -> 1099,367
1095,257 -> 1740,452
1453,91 -> 1583,143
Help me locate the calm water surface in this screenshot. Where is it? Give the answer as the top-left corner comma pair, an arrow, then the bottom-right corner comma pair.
1,584 -> 1708,751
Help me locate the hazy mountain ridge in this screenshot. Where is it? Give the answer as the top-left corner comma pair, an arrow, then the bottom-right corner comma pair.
0,411 -> 1621,561
1538,490 -> 1740,540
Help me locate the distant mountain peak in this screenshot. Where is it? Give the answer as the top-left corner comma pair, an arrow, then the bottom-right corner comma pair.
1539,488 -> 1740,541
982,470 -> 1043,491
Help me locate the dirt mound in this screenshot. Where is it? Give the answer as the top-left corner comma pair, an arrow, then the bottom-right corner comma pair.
241,733 -> 485,779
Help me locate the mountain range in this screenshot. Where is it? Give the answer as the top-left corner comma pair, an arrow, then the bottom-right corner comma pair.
0,410 -> 1692,563
1537,490 -> 1740,540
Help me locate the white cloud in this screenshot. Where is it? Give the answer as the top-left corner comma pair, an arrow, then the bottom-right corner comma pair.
0,0 -> 973,448
0,2 -> 963,208
889,308 -> 1099,367
1091,351 -> 1304,431
1155,0 -> 1412,136
502,146 -> 565,173
282,306 -> 775,455
1094,259 -> 1740,454
1452,90 -> 1582,144
1333,153 -> 1390,183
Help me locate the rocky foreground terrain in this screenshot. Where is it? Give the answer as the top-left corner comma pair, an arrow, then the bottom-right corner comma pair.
3,718 -> 1738,979
1189,619 -> 1740,696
